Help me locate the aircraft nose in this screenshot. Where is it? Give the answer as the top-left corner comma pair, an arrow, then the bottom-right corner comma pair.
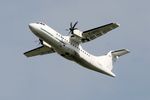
29,23 -> 34,29
28,23 -> 38,33
28,23 -> 40,36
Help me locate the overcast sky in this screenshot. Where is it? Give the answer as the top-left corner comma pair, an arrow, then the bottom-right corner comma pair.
0,0 -> 150,100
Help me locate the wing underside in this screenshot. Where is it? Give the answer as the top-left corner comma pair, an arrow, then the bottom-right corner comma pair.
81,23 -> 119,43
24,46 -> 55,57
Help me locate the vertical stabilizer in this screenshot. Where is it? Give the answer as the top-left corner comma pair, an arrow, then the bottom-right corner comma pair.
98,49 -> 130,72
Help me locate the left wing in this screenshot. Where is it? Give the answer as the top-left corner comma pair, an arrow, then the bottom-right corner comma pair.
24,46 -> 55,57
81,23 -> 119,43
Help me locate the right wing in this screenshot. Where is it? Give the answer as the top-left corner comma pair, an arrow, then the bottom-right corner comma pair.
81,23 -> 119,43
24,46 -> 55,57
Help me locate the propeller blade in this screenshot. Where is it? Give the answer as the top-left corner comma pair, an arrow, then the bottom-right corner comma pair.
39,39 -> 43,45
70,22 -> 73,28
66,29 -> 69,31
73,21 -> 78,28
34,39 -> 43,46
67,31 -> 71,36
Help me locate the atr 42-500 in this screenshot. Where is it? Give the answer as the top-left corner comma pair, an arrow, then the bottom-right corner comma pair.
24,21 -> 130,77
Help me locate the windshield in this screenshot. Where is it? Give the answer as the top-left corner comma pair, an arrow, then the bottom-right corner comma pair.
36,22 -> 45,25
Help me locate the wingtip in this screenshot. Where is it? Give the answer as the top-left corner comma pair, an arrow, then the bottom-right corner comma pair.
23,52 -> 30,57
115,23 -> 120,27
110,72 -> 116,78
123,49 -> 130,53
126,49 -> 130,53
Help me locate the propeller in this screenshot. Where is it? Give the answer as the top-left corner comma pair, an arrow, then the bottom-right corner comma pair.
66,21 -> 78,35
39,39 -> 43,45
35,39 -> 43,46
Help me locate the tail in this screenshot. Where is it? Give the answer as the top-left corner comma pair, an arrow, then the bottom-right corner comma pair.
97,49 -> 130,77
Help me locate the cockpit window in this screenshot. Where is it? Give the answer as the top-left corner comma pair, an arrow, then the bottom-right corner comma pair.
36,22 -> 45,25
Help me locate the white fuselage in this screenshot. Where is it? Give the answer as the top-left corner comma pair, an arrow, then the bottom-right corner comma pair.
29,23 -> 115,77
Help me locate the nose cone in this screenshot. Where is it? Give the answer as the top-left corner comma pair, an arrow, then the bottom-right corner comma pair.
29,23 -> 35,30
28,23 -> 38,34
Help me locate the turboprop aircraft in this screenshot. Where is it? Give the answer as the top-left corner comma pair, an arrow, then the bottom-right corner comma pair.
24,21 -> 130,77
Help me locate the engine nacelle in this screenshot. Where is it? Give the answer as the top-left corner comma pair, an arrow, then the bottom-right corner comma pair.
73,30 -> 83,38
43,41 -> 52,48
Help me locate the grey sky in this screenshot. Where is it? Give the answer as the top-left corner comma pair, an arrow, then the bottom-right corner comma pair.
0,0 -> 150,100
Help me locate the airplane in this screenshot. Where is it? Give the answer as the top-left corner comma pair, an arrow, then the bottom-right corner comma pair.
24,21 -> 130,77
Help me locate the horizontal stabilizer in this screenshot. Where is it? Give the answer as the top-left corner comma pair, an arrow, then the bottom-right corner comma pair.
111,49 -> 130,58
97,49 -> 130,75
